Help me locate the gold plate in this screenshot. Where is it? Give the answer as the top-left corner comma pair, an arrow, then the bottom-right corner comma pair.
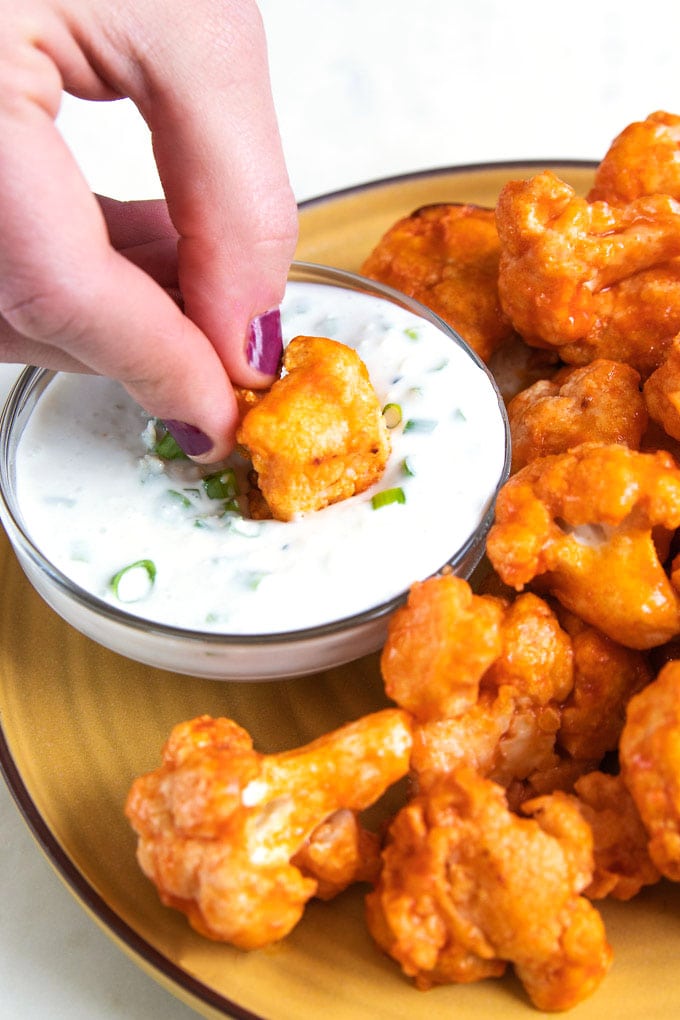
3,163 -> 680,1020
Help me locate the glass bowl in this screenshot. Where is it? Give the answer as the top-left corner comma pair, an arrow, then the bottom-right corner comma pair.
0,262 -> 510,681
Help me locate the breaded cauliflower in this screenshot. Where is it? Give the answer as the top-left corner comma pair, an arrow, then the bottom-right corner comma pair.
643,334 -> 680,441
508,360 -> 647,472
236,335 -> 391,521
360,203 -> 515,363
365,767 -> 612,1011
588,111 -> 680,204
125,710 -> 412,949
555,609 -> 652,763
619,660 -> 680,881
495,170 -> 680,377
385,576 -> 646,809
565,771 -> 660,901
486,443 -> 680,648
380,574 -> 505,721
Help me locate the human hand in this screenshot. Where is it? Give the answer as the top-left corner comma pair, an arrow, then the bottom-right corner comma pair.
0,0 -> 298,460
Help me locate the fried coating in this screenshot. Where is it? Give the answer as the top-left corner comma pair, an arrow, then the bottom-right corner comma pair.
236,335 -> 391,521
588,111 -> 680,204
125,710 -> 412,949
360,203 -> 515,363
643,334 -> 680,441
365,767 -> 612,1011
565,772 -> 660,901
486,442 -> 680,648
619,660 -> 680,880
508,360 -> 647,472
495,170 -> 680,377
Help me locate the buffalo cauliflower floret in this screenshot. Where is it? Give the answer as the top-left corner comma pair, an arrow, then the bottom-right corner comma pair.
619,659 -> 680,881
365,766 -> 612,1011
380,574 -> 505,721
360,203 -> 515,363
553,608 -> 652,764
643,334 -> 680,441
236,335 -> 391,521
486,443 -> 680,648
588,111 -> 680,204
386,576 -> 647,808
125,710 -> 412,949
508,360 -> 647,472
495,170 -> 680,377
563,771 -> 661,901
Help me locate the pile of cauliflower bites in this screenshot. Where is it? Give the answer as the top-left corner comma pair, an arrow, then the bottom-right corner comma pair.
126,112 -> 680,1012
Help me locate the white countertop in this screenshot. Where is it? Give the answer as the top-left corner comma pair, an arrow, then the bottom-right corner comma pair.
3,1 -> 680,1017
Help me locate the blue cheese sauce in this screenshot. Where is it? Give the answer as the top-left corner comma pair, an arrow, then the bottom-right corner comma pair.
15,281 -> 507,634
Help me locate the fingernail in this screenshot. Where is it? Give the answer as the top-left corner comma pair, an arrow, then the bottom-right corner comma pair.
246,308 -> 283,375
163,420 -> 213,457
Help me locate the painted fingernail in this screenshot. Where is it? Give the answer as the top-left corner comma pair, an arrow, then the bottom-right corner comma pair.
246,308 -> 283,375
162,420 -> 213,457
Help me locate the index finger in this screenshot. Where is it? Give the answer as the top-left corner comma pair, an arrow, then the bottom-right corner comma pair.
106,0 -> 299,387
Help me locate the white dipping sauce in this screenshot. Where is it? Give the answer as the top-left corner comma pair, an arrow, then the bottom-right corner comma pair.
15,282 -> 507,635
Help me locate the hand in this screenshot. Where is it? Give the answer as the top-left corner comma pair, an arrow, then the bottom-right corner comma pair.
0,0 -> 298,460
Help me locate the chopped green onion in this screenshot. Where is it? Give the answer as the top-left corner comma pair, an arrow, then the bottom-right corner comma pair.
218,498 -> 241,516
153,430 -> 188,460
382,402 -> 403,428
109,559 -> 157,602
203,468 -> 238,501
402,456 -> 416,477
227,518 -> 262,538
404,326 -> 420,341
244,571 -> 267,590
453,408 -> 467,422
167,488 -> 193,509
371,487 -> 406,510
404,418 -> 437,433
430,358 -> 449,372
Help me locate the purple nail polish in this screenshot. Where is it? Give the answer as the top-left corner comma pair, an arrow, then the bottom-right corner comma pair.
163,420 -> 213,457
246,308 -> 283,375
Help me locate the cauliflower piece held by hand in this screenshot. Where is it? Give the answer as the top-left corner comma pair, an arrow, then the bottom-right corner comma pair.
237,335 -> 391,521
125,710 -> 412,949
486,442 -> 680,649
365,766 -> 612,1011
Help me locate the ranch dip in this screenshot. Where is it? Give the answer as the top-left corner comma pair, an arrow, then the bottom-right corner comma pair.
14,281 -> 508,635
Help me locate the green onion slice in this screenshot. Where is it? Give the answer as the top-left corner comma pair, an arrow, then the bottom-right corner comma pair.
167,489 -> 193,509
371,487 -> 406,510
382,402 -> 403,428
203,468 -> 238,501
110,559 -> 157,602
153,430 -> 188,460
404,418 -> 437,433
402,456 -> 416,477
404,326 -> 420,341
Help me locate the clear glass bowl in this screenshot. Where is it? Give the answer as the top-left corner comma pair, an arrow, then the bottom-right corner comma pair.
0,262 -> 510,681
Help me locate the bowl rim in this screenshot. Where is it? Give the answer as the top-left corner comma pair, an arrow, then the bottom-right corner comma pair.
0,259 -> 511,647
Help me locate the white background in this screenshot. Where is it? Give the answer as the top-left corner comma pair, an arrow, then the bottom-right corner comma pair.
3,1 -> 680,1017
